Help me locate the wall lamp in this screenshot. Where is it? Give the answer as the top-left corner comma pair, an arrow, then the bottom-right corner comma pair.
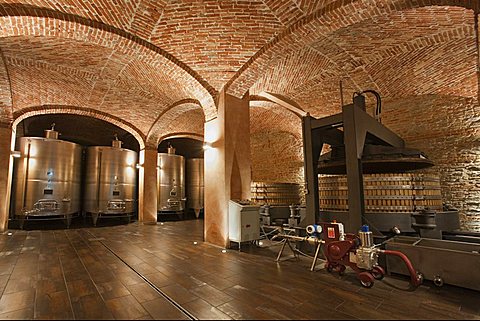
135,163 -> 143,169
203,142 -> 213,150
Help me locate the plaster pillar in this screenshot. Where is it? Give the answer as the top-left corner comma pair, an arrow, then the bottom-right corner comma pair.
204,90 -> 251,248
138,148 -> 158,224
0,126 -> 14,232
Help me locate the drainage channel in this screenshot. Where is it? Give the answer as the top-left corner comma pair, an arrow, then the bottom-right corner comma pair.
86,230 -> 197,320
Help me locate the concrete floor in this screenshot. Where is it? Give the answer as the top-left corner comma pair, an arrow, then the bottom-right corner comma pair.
0,218 -> 479,320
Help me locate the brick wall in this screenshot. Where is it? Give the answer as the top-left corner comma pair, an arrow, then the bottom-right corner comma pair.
146,99 -> 203,148
250,104 -> 304,184
157,108 -> 205,145
382,95 -> 480,231
251,130 -> 304,184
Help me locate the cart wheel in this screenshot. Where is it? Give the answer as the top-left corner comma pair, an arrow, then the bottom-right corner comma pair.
359,272 -> 375,288
326,263 -> 334,273
416,272 -> 424,286
338,265 -> 346,276
433,275 -> 444,287
371,266 -> 385,280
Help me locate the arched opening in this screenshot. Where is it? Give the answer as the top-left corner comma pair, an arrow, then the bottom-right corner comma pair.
16,114 -> 140,151
9,114 -> 141,229
157,137 -> 204,221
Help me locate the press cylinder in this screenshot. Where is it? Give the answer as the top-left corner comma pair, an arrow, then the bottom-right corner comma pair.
359,225 -> 373,248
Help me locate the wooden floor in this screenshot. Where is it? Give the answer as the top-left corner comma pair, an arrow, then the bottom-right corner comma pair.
0,218 -> 479,320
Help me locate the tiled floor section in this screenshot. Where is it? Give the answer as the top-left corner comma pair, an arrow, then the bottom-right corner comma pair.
0,219 -> 479,320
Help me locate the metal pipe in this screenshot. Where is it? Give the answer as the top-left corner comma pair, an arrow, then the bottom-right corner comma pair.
381,249 -> 422,287
272,233 -> 324,246
339,80 -> 344,108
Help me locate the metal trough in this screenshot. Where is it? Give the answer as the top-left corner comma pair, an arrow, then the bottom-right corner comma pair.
385,236 -> 480,291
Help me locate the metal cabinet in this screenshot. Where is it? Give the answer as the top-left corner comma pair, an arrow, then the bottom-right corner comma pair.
228,200 -> 260,249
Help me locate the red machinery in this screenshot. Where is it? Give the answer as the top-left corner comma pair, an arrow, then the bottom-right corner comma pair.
321,222 -> 423,288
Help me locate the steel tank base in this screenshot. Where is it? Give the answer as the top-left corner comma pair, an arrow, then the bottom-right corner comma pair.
84,212 -> 135,226
192,208 -> 203,219
15,212 -> 80,229
157,210 -> 185,221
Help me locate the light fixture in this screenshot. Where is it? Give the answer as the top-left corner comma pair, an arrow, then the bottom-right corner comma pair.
193,241 -> 198,245
221,249 -> 227,253
135,163 -> 142,169
10,151 -> 21,158
203,142 -> 213,150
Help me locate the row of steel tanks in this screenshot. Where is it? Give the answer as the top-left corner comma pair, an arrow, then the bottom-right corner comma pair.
10,128 -> 204,227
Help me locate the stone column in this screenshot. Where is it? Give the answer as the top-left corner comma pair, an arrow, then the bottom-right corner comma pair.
138,148 -> 158,225
204,89 -> 251,248
0,126 -> 14,232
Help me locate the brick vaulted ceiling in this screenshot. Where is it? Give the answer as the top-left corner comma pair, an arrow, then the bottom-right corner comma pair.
0,0 -> 478,146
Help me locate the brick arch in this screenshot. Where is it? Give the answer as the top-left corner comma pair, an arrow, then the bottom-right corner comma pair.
12,105 -> 146,149
158,133 -> 204,143
0,49 -> 12,126
226,0 -> 478,97
250,46 -> 369,101
250,101 -> 302,139
146,99 -> 205,149
0,6 -> 217,120
250,94 -> 304,116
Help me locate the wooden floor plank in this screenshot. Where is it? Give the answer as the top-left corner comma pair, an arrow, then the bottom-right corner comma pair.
183,298 -> 233,320
142,298 -> 191,320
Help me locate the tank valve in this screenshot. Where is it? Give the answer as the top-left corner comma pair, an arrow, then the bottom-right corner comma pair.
433,275 -> 444,287
392,226 -> 401,235
112,134 -> 123,148
44,123 -> 59,139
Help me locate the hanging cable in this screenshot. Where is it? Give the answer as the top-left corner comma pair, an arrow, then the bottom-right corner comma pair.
353,90 -> 382,123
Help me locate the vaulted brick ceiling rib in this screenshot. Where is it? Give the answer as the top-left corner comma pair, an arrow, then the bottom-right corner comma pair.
0,0 -> 477,140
